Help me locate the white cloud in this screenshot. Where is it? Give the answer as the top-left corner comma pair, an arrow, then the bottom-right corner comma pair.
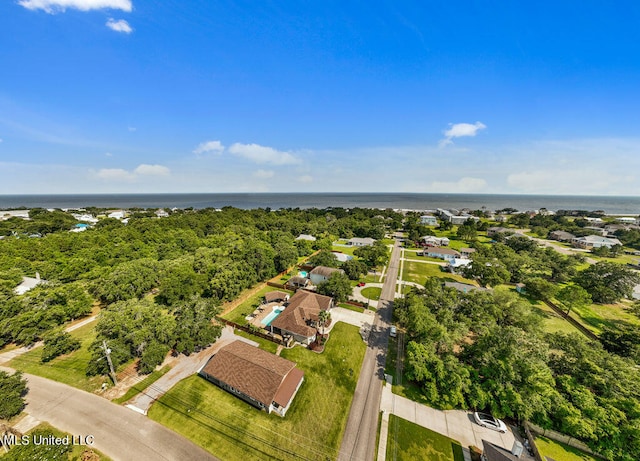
134,164 -> 170,176
127,127 -> 137,132
95,168 -> 136,182
106,18 -> 132,33
440,121 -> 486,147
297,175 -> 313,183
228,143 -> 301,165
18,0 -> 132,13
193,140 -> 224,155
253,169 -> 274,179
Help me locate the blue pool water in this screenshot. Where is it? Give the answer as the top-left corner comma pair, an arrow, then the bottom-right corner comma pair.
298,271 -> 308,277
262,308 -> 284,326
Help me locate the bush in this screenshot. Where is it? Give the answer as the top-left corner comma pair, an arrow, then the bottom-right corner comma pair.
0,370 -> 28,419
41,329 -> 81,363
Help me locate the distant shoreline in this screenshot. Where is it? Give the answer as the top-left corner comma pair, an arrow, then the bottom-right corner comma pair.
0,193 -> 639,215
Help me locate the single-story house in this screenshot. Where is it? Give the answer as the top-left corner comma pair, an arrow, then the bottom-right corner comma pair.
309,266 -> 344,285
14,273 -> 47,295
270,290 -> 334,345
583,226 -> 607,236
107,210 -> 127,220
616,217 -> 637,224
422,236 -> 449,247
460,247 -> 476,258
155,209 -> 169,218
446,258 -> 472,272
419,215 -> 438,226
199,341 -> 304,417
548,230 -> 576,242
285,276 -> 310,290
487,227 -> 512,237
424,247 -> 461,261
444,281 -> 488,293
331,251 -> 352,263
572,235 -> 622,249
295,234 -> 316,241
437,208 -> 479,225
265,291 -> 290,303
347,237 -> 375,246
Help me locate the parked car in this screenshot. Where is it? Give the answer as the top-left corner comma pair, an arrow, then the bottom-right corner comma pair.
390,326 -> 397,337
473,412 -> 507,433
357,282 -> 366,287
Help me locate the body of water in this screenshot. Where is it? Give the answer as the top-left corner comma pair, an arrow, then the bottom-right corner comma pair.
0,193 -> 639,215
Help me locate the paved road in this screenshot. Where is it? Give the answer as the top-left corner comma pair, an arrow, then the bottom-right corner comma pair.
338,238 -> 402,461
16,371 -> 219,461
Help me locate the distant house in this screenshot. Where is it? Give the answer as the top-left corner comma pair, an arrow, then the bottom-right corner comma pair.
199,341 -> 304,417
548,230 -> 576,242
285,276 -> 310,290
419,215 -> 438,226
309,266 -> 344,285
14,273 -> 47,295
515,282 -> 526,294
583,226 -> 607,236
446,258 -> 472,272
572,235 -> 622,249
155,209 -> 169,218
72,213 -> 98,224
437,208 -> 478,225
265,291 -> 290,304
444,282 -> 488,294
424,247 -> 461,261
295,234 -> 316,242
270,290 -> 334,345
460,248 -> 476,258
347,237 -> 375,247
107,210 -> 126,220
0,210 -> 30,221
331,251 -> 352,263
487,227 -> 512,237
616,217 -> 637,224
422,236 -> 449,247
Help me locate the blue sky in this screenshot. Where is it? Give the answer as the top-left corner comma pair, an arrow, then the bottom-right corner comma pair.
1,1 -> 640,195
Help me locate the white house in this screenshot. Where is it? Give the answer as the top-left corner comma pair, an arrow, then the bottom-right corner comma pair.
422,236 -> 449,247
347,237 -> 375,247
616,217 -> 637,224
14,273 -> 47,295
571,235 -> 622,249
309,266 -> 344,285
424,247 -> 461,261
107,210 -> 127,220
295,234 -> 317,242
419,215 -> 438,226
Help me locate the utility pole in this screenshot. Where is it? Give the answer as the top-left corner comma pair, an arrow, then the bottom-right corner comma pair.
101,340 -> 118,385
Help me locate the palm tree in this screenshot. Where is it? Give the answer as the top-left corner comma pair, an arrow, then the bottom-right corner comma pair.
318,310 -> 330,336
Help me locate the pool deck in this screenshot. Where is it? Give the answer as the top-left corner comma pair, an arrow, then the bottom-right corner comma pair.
247,301 -> 284,328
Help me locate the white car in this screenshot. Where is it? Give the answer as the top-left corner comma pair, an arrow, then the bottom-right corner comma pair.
473,412 -> 507,433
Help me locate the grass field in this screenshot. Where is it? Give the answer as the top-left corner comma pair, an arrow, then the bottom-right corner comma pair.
528,299 -> 578,334
568,300 -> 640,335
221,286 -> 294,326
338,302 -> 366,313
7,322 -> 109,393
113,365 -> 171,404
386,415 -> 465,461
361,286 -> 382,300
534,436 -> 600,461
148,322 -> 367,461
401,260 -> 476,286
233,329 -> 279,354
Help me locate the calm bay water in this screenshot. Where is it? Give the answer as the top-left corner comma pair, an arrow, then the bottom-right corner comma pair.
0,193 -> 639,215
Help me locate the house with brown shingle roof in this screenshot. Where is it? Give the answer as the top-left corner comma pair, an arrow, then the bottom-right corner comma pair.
199,340 -> 304,417
265,291 -> 290,303
270,290 -> 334,345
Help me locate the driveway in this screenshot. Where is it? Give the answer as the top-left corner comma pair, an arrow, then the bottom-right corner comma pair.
127,325 -> 257,414
380,383 -> 533,457
328,306 -> 375,332
351,283 -> 383,307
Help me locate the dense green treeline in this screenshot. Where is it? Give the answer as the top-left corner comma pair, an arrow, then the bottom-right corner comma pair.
0,207 -> 398,373
396,282 -> 640,460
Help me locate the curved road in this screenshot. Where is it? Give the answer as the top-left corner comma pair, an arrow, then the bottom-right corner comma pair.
13,371 -> 219,461
338,237 -> 402,461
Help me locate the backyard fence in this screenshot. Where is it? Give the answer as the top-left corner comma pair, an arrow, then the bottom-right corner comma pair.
523,422 -> 543,461
218,319 -> 285,346
527,422 -> 604,459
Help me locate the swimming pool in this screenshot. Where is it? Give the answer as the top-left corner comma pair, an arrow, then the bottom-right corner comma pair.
262,307 -> 284,326
298,271 -> 308,278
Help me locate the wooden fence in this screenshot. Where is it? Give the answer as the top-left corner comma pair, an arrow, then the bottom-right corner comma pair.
218,318 -> 285,346
527,422 -> 604,459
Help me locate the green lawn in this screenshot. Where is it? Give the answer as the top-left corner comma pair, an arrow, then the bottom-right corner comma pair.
361,286 -> 382,300
528,299 -> 578,334
401,260 -> 476,286
221,286 -> 294,326
233,329 -> 280,354
338,302 -> 366,313
534,436 -> 600,461
332,244 -> 357,256
7,322 -> 109,393
113,366 -> 171,404
148,322 -> 367,461
568,300 -> 640,335
386,415 -> 465,461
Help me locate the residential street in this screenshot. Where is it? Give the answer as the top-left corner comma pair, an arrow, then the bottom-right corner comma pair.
9,371 -> 219,461
338,237 -> 402,461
